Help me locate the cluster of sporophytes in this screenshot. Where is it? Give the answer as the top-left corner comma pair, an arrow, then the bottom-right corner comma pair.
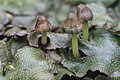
34,4 -> 93,60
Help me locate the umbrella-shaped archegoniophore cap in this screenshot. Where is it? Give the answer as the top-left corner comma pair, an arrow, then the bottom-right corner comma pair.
35,16 -> 51,33
77,4 -> 93,21
62,13 -> 83,34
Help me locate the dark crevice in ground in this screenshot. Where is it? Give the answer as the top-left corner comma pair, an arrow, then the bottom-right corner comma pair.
61,70 -> 108,80
108,0 -> 120,8
0,35 -> 6,40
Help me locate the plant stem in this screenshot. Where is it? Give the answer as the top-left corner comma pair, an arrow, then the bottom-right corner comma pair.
41,32 -> 47,45
72,33 -> 80,59
83,22 -> 89,41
